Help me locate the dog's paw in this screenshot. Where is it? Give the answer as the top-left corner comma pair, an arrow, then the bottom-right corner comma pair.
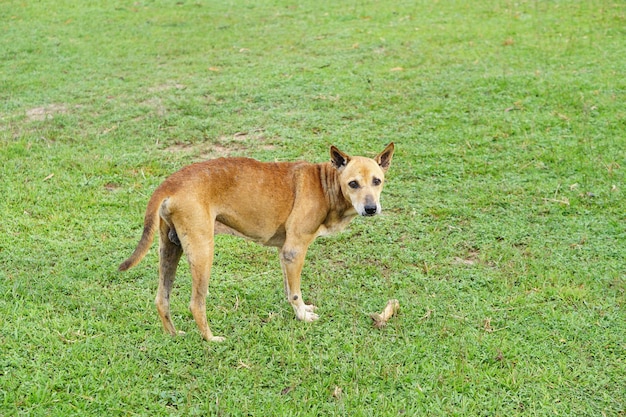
299,306 -> 319,322
303,311 -> 319,322
209,336 -> 226,343
293,303 -> 319,322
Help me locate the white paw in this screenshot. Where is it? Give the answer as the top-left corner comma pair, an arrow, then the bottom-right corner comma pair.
304,304 -> 318,312
304,311 -> 319,322
297,306 -> 319,322
209,336 -> 226,343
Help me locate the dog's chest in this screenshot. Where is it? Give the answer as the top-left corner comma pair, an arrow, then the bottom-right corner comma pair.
315,212 -> 357,238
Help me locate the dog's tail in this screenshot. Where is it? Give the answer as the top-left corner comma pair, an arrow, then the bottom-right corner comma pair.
118,189 -> 166,272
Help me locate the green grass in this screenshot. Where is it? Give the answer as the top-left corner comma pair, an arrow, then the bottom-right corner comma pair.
1,0 -> 625,415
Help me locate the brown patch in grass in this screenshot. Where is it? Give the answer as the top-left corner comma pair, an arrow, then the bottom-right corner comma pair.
164,129 -> 276,160
140,98 -> 167,117
104,183 -> 121,192
453,248 -> 480,266
147,83 -> 186,93
26,104 -> 68,121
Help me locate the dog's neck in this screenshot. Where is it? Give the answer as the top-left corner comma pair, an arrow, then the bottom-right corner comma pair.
318,162 -> 352,216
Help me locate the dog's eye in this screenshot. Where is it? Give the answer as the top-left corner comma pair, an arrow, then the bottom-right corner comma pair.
373,178 -> 382,186
348,180 -> 359,189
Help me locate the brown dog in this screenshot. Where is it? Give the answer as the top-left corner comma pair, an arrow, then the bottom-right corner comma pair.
119,143 -> 394,342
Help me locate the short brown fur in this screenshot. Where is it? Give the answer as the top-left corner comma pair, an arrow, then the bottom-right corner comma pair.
119,143 -> 394,342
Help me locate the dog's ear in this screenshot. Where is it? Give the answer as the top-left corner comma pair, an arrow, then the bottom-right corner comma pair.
375,142 -> 395,172
330,145 -> 351,170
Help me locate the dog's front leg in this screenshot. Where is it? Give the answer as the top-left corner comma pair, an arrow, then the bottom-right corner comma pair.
279,245 -> 319,322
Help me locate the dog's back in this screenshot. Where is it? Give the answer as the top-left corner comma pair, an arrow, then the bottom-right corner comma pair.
162,157 -> 313,245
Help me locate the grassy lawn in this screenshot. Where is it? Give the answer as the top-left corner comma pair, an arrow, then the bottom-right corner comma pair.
1,0 -> 625,415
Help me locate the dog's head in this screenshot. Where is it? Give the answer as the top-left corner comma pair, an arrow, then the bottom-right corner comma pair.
331,143 -> 394,216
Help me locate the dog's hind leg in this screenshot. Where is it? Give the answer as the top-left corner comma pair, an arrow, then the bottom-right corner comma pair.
178,215 -> 225,343
187,238 -> 225,342
159,199 -> 223,342
156,219 -> 183,337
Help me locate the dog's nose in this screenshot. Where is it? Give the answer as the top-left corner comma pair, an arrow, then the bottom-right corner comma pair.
364,205 -> 378,216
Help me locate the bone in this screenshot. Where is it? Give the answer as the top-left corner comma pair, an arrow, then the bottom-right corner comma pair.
370,299 -> 400,328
